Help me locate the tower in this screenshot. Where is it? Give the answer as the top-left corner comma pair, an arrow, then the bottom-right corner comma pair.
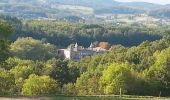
74,42 -> 78,51
89,43 -> 94,50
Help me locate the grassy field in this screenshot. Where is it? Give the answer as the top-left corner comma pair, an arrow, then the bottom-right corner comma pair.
51,96 -> 170,100
57,4 -> 94,15
0,96 -> 170,100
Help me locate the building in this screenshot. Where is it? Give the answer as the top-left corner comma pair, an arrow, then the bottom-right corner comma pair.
58,43 -> 108,61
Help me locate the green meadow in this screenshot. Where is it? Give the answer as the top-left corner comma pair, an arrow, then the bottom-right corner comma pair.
51,96 -> 170,100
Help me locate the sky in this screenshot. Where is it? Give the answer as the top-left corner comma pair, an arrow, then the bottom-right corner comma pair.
115,0 -> 170,5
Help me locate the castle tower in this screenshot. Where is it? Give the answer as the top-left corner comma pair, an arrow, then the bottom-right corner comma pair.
75,43 -> 78,48
90,43 -> 93,48
74,42 -> 78,51
89,43 -> 94,50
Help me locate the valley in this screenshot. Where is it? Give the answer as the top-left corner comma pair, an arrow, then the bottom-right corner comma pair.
1,0 -> 170,98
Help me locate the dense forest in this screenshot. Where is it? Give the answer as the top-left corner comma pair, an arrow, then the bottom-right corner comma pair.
1,15 -> 170,96
20,20 -> 163,47
1,15 -> 166,47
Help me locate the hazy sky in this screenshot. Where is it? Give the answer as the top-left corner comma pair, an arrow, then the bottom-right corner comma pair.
115,0 -> 170,4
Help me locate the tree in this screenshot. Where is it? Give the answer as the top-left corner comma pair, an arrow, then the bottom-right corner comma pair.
0,40 -> 10,62
0,21 -> 13,38
0,68 -> 15,95
100,63 -> 133,95
22,74 -> 59,96
146,47 -> 170,96
62,83 -> 77,96
5,57 -> 34,70
76,72 -> 101,95
10,65 -> 35,79
5,57 -> 36,79
15,77 -> 24,95
0,21 -> 13,62
10,37 -> 57,61
98,42 -> 111,50
44,58 -> 70,85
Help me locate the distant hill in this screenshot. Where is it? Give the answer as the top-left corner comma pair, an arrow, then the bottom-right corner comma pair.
95,6 -> 145,14
149,8 -> 170,18
54,0 -> 162,10
0,0 -> 164,8
55,0 -> 120,7
0,0 -> 170,19
120,2 -> 162,10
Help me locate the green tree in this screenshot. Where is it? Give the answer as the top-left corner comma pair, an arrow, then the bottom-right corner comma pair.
10,37 -> 57,61
0,68 -> 15,96
62,83 -> 77,96
0,40 -> 10,62
44,59 -> 72,85
146,46 -> 170,96
0,21 -> 13,62
10,65 -> 35,79
76,73 -> 101,95
5,57 -> 34,70
15,77 -> 24,95
6,58 -> 36,79
100,63 -> 133,95
22,74 -> 59,96
0,21 -> 13,38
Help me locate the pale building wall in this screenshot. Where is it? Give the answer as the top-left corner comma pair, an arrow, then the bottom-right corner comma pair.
64,49 -> 71,59
58,45 -> 108,61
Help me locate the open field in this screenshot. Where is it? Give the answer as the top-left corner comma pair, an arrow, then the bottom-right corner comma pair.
0,96 -> 170,100
0,97 -> 49,100
56,4 -> 94,15
51,96 -> 170,100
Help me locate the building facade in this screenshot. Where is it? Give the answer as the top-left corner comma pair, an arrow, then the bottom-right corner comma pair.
58,43 -> 108,61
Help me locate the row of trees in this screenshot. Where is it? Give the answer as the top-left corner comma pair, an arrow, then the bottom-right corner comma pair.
0,57 -> 79,96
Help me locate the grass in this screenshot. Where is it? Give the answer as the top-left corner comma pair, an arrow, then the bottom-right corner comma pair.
51,96 -> 170,100
0,96 -> 170,100
57,4 -> 94,15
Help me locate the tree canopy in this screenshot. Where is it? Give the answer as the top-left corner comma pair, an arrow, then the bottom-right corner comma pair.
10,37 -> 57,61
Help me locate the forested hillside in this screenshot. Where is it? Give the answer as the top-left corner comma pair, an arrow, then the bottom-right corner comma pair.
1,15 -> 170,96
11,19 -> 165,47
149,8 -> 170,18
1,0 -> 170,19
1,15 -> 168,47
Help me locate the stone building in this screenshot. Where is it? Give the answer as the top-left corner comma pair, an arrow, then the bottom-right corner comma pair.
58,43 -> 108,61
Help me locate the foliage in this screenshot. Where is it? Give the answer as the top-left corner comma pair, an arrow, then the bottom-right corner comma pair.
44,59 -> 78,85
10,37 -> 57,60
10,64 -> 35,79
22,74 -> 59,96
0,68 -> 15,96
62,83 -> 77,96
2,16 -> 170,97
0,40 -> 10,62
98,42 -> 111,50
100,63 -> 132,95
146,46 -> 170,96
16,20 -> 163,47
0,21 -> 13,39
0,21 -> 13,62
76,72 -> 101,95
4,57 -> 34,70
